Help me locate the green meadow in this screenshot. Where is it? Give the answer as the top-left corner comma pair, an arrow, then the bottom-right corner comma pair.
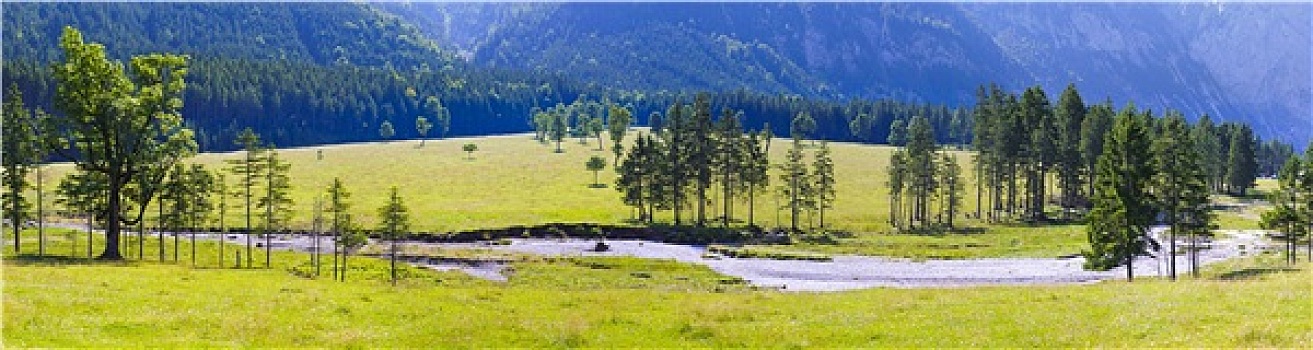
3,229 -> 1309,347
35,133 -> 1105,259
34,133 -> 1277,259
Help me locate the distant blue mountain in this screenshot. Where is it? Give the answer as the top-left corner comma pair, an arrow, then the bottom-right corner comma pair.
382,2 -> 1311,146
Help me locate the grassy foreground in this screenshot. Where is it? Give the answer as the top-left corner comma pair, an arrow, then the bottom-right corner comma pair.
4,229 -> 1311,347
32,134 -> 1277,259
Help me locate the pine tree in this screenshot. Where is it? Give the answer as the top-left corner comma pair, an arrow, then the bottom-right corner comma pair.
712,109 -> 748,227
2,84 -> 38,253
742,131 -> 771,228
1021,86 -> 1056,222
1083,103 -> 1156,281
377,186 -> 411,286
226,128 -> 265,268
888,151 -> 908,230
780,137 -> 808,232
1226,124 -> 1258,196
326,177 -> 351,281
791,111 -> 817,141
939,153 -> 964,229
259,148 -> 293,268
617,133 -> 653,222
1054,83 -> 1086,214
1261,157 -> 1305,265
550,104 -> 568,153
691,93 -> 714,226
812,141 -> 836,229
887,119 -> 908,147
905,116 -> 939,229
1080,101 -> 1115,201
1191,114 -> 1223,193
1151,111 -> 1210,279
183,165 -> 216,266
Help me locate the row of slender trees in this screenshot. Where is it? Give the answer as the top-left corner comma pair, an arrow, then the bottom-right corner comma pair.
613,94 -> 837,232
1261,149 -> 1313,265
970,83 -> 1265,227
886,116 -> 965,231
2,27 -> 418,285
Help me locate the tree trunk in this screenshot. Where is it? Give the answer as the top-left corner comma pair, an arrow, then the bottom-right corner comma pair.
100,175 -> 124,260
86,213 -> 93,258
1168,217 -> 1177,281
390,237 -> 397,286
1126,250 -> 1134,282
159,201 -> 166,262
748,183 -> 755,228
36,164 -> 44,256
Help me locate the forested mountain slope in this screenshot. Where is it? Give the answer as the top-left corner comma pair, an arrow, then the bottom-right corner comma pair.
3,2 -> 1307,148
383,2 -> 1311,146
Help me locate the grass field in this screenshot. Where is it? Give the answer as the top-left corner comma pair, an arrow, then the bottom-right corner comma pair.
30,133 -> 1276,259
38,132 -> 983,233
4,228 -> 1309,347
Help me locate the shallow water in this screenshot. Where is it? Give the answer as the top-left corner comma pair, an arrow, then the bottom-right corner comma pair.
71,223 -> 1276,292
421,227 -> 1275,291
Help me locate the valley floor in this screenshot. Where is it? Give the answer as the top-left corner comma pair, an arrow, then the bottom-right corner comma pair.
3,229 -> 1310,347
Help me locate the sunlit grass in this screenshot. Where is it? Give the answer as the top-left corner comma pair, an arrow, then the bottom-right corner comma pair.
4,228 -> 1308,347
31,132 -> 1266,258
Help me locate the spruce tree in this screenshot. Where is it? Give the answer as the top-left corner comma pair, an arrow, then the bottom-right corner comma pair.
1226,125 -> 1258,196
1261,157 -> 1305,265
905,116 -> 939,228
742,131 -> 771,228
259,149 -> 293,268
888,151 -> 908,229
1083,103 -> 1155,281
1151,111 -> 1210,279
377,186 -> 410,286
226,128 -> 265,268
939,153 -> 964,229
1021,86 -> 1056,222
2,85 -> 37,253
1191,114 -> 1223,193
780,137 -> 808,232
1080,101 -> 1115,201
1055,83 -> 1086,214
326,178 -> 351,280
812,141 -> 836,229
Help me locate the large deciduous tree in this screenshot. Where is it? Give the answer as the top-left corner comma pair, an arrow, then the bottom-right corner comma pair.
47,27 -> 196,260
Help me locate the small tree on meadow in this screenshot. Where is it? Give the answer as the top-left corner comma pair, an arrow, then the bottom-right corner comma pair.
463,143 -> 478,159
416,116 -> 433,147
587,156 -> 607,188
377,186 -> 411,285
326,177 -> 351,281
607,105 -> 633,166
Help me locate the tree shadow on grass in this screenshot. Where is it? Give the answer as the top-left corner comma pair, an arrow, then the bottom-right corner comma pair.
1214,267 -> 1302,280
4,254 -> 136,267
894,226 -> 988,237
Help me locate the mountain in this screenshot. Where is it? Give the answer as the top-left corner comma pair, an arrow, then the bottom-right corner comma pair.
2,2 -> 455,68
381,2 -> 1311,146
4,2 -> 1307,147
